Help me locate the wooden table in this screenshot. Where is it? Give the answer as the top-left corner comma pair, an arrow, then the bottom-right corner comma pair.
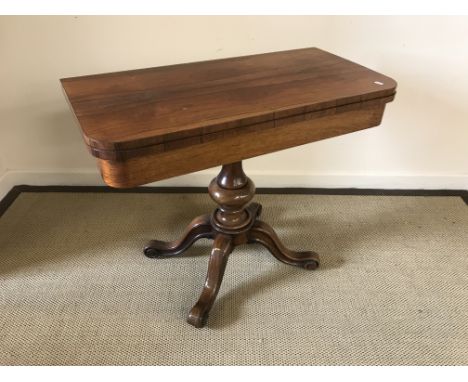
61,47 -> 396,328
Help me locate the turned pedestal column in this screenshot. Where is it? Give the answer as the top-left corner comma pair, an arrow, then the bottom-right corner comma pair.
144,161 -> 320,328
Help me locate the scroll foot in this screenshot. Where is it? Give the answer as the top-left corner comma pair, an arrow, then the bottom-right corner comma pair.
248,220 -> 320,270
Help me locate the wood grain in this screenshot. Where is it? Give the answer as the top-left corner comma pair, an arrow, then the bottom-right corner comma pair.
61,47 -> 396,156
99,101 -> 386,188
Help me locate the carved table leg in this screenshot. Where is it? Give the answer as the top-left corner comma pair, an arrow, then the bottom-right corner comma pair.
187,234 -> 234,328
144,214 -> 213,258
248,220 -> 320,270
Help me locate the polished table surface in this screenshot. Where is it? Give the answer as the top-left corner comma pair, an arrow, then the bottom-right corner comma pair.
61,47 -> 396,188
61,48 -> 396,328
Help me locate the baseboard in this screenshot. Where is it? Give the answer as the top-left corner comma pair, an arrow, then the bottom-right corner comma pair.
1,169 -> 467,201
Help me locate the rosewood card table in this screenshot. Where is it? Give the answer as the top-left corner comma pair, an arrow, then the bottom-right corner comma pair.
61,47 -> 396,328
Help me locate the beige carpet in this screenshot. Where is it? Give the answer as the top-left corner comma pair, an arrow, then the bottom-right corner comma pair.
0,192 -> 467,365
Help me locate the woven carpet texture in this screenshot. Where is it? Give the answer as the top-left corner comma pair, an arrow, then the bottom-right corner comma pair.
0,192 -> 467,365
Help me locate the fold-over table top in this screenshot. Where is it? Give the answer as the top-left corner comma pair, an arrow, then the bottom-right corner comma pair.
61,47 -> 396,157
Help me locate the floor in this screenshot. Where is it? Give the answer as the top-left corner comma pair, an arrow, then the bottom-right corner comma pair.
0,191 -> 467,365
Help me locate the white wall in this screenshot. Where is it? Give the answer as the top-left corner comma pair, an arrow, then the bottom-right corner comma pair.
1,16 -> 467,197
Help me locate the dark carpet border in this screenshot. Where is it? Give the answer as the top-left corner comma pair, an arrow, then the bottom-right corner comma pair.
1,184 -> 467,218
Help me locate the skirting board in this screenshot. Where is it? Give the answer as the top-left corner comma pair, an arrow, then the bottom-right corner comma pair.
0,168 -> 467,201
